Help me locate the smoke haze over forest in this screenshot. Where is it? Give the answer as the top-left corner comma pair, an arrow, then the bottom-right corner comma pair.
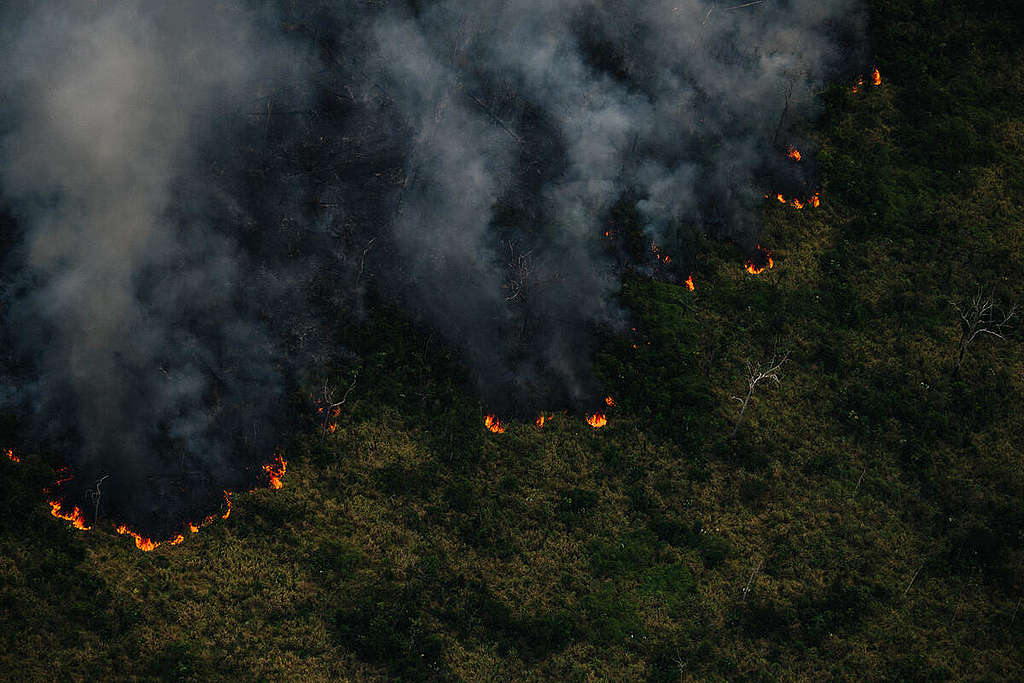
0,0 -> 867,534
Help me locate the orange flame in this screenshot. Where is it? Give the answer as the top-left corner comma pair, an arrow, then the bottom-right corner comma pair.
787,146 -> 802,161
586,413 -> 608,429
790,198 -> 804,210
744,244 -> 774,275
5,448 -> 18,463
262,453 -> 288,490
535,415 -> 547,428
852,75 -> 864,93
49,499 -> 91,531
116,525 -> 160,552
651,242 -> 672,264
48,449 -> 288,549
810,192 -> 820,208
684,274 -> 695,291
775,193 -> 786,203
871,67 -> 881,86
484,414 -> 506,434
605,396 -> 616,407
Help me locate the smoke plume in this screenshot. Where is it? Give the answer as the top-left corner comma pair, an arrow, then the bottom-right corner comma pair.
0,0 -> 865,534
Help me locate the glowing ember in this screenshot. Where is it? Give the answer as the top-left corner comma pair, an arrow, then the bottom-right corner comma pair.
852,75 -> 864,93
53,466 -> 74,487
49,499 -> 91,531
651,241 -> 672,264
684,273 -> 695,291
222,491 -> 232,519
787,146 -> 802,161
871,67 -> 882,86
263,453 -> 288,489
586,413 -> 608,429
744,244 -> 774,275
484,414 -> 506,434
5,448 -> 18,463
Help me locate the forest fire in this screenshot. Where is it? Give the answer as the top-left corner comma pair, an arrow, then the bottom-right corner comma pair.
852,68 -> 881,92
685,274 -> 695,291
41,450 -> 287,550
744,244 -> 775,275
651,241 -> 671,264
49,498 -> 91,531
535,415 -> 547,428
586,413 -> 608,429
5,448 -> 17,463
787,146 -> 802,161
263,453 -> 287,489
605,396 -> 616,407
484,414 -> 505,433
766,192 -> 820,210
116,525 -> 160,552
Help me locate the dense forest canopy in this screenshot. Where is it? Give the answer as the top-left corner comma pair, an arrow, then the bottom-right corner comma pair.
1,0 -> 1022,680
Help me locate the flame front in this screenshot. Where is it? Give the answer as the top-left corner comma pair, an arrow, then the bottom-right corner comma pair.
263,453 -> 288,489
871,67 -> 882,86
116,525 -> 160,552
744,244 -> 775,275
586,413 -> 608,429
787,146 -> 802,161
49,499 -> 91,531
484,414 -> 506,434
684,274 -> 695,291
605,396 -> 616,407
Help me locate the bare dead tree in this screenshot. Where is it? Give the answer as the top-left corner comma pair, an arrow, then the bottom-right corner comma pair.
953,291 -> 1016,372
318,372 -> 359,440
741,556 -> 765,603
89,474 -> 109,525
503,240 -> 534,304
731,346 -> 790,438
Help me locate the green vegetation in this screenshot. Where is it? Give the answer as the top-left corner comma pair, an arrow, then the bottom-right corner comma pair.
2,1 -> 1022,679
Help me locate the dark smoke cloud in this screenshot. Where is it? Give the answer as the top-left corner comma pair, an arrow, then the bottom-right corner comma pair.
0,0 -> 865,534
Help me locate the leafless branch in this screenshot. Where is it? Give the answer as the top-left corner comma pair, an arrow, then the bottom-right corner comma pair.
89,474 -> 109,525
503,240 -> 534,303
953,290 -> 1016,371
731,345 -> 790,438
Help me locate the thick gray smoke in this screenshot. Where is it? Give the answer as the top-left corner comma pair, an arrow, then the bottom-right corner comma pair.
0,0 -> 865,534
